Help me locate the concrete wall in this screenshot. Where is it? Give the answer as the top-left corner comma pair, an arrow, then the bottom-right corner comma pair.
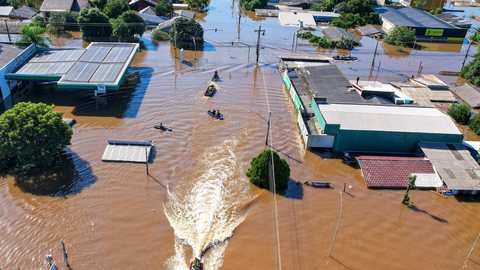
333,130 -> 464,153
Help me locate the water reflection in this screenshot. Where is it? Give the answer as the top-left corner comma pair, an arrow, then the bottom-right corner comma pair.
13,148 -> 96,197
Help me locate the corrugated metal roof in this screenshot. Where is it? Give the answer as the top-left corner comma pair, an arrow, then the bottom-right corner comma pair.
375,7 -> 456,29
318,103 -> 462,134
40,0 -> 74,12
419,142 -> 480,191
357,156 -> 436,188
0,6 -> 14,17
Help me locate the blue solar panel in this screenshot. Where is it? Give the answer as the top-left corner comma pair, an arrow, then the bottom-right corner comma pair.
79,46 -> 112,62
89,63 -> 123,83
62,62 -> 99,82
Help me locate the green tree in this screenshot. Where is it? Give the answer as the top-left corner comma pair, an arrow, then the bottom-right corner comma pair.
414,0 -> 425,9
7,0 -> 20,8
0,102 -> 72,169
31,16 -> 47,28
384,26 -> 416,47
103,0 -> 129,19
186,0 -> 209,11
47,12 -> 68,34
469,114 -> 480,136
78,8 -> 112,40
240,0 -> 266,10
156,0 -> 173,17
447,103 -> 471,125
119,10 -> 146,36
246,149 -> 290,194
15,24 -> 48,47
461,52 -> 480,86
171,17 -> 203,49
430,7 -> 442,15
402,175 -> 416,207
111,17 -> 131,41
89,0 -> 108,9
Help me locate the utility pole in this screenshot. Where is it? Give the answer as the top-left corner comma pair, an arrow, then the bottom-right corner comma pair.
254,25 -> 265,65
462,39 -> 473,70
329,191 -> 344,257
417,61 -> 423,77
60,240 -> 70,268
265,112 -> 271,146
371,35 -> 379,68
173,24 -> 177,59
4,20 -> 11,43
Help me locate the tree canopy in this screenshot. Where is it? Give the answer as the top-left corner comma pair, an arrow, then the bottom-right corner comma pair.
111,18 -> 131,42
469,114 -> 480,136
384,26 -> 416,47
103,0 -> 129,19
171,17 -> 204,49
447,103 -> 471,125
156,0 -> 173,17
15,24 -> 48,47
186,0 -> 209,11
0,102 -> 72,169
89,0 -> 108,9
240,0 -> 267,10
48,12 -> 68,34
462,52 -> 480,86
78,8 -> 112,40
119,10 -> 146,37
246,149 -> 290,194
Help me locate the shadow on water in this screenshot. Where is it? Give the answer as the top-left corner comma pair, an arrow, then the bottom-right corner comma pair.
284,179 -> 304,200
410,205 -> 448,224
455,195 -> 480,203
13,148 -> 96,197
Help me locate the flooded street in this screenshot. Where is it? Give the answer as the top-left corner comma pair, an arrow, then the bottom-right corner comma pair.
1,0 -> 480,269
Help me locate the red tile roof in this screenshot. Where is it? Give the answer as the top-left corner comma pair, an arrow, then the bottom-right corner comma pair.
357,156 -> 435,188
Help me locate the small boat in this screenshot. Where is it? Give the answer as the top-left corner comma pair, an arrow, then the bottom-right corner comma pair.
207,110 -> 224,120
212,70 -> 220,82
189,258 -> 204,270
204,84 -> 217,97
154,123 -> 172,131
333,55 -> 358,61
304,181 -> 331,188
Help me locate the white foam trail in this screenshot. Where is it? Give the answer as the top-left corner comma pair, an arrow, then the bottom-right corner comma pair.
164,140 -> 249,270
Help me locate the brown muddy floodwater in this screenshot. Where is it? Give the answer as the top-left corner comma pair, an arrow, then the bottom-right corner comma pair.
1,1 -> 480,269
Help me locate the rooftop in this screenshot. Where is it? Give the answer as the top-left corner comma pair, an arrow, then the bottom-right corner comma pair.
450,83 -> 480,108
300,65 -> 365,103
6,42 -> 139,90
278,11 -> 316,26
419,142 -> 480,191
357,156 -> 438,188
40,0 -> 74,12
317,103 -> 462,134
0,43 -> 25,69
0,6 -> 13,17
355,24 -> 384,37
374,7 -> 457,29
8,6 -> 39,20
322,26 -> 359,43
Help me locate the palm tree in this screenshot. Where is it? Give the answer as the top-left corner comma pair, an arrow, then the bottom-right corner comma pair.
15,24 -> 49,47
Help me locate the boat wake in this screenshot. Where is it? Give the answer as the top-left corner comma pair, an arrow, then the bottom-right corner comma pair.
164,140 -> 250,270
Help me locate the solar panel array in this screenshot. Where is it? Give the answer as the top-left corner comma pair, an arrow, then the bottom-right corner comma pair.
79,46 -> 112,62
89,63 -> 123,83
103,46 -> 133,63
30,50 -> 85,63
62,62 -> 100,82
16,62 -> 75,75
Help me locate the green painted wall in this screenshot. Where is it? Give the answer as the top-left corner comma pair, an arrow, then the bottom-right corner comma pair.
311,99 -> 340,134
333,129 -> 464,153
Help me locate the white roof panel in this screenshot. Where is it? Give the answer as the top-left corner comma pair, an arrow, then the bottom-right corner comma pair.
278,11 -> 316,27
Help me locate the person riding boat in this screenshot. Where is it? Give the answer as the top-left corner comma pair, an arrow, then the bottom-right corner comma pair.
216,110 -> 221,117
190,257 -> 203,270
212,70 -> 220,81
212,109 -> 216,115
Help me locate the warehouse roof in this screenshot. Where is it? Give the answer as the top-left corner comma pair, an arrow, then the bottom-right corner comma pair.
317,103 -> 462,134
301,66 -> 365,103
374,7 -> 457,29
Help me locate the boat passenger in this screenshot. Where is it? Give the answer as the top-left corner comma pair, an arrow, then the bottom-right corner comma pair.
216,110 -> 221,117
212,110 -> 216,115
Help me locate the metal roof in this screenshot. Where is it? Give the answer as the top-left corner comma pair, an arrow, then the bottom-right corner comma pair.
40,0 -> 74,12
357,156 -> 436,188
0,6 -> 13,17
278,11 -> 316,27
0,43 -> 24,69
450,84 -> 480,108
8,6 -> 39,19
322,26 -> 359,43
318,103 -> 462,134
374,7 -> 457,29
419,142 -> 480,191
355,24 -> 384,37
299,65 -> 365,103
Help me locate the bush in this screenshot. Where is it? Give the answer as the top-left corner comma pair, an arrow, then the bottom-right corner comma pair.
384,26 -> 416,47
48,12 -> 68,34
448,103 -> 471,125
78,8 -> 112,40
246,149 -> 290,194
152,29 -> 170,41
171,17 -> 203,49
469,114 -> 480,135
297,31 -> 355,49
15,24 -> 48,47
461,52 -> 480,86
186,0 -> 209,11
111,18 -> 131,42
0,102 -> 72,169
240,0 -> 267,11
90,0 -> 108,9
156,0 -> 173,17
31,16 -> 47,28
103,0 -> 129,19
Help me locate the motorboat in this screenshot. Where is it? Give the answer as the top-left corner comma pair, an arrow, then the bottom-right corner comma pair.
304,181 -> 331,188
207,110 -> 224,120
204,83 -> 217,97
190,258 -> 204,270
333,55 -> 358,61
154,123 -> 172,131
